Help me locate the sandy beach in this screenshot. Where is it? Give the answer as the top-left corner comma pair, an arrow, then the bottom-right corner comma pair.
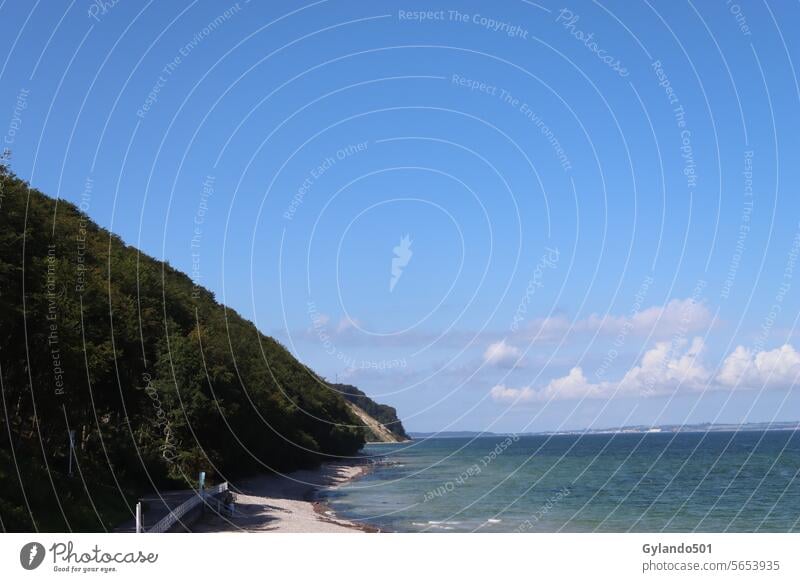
192,461 -> 375,533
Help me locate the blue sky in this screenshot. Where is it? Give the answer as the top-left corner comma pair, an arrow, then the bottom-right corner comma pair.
2,0 -> 800,432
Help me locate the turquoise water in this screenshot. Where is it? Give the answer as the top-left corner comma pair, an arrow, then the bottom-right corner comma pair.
323,431 -> 800,532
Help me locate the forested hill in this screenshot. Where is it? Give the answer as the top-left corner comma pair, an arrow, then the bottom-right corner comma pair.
0,164 -> 395,531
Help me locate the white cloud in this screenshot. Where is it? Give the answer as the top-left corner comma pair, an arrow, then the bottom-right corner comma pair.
607,298 -> 711,336
490,384 -> 535,402
492,337 -> 711,402
519,298 -> 713,342
534,366 -> 605,401
718,344 -> 800,388
483,340 -> 524,368
716,346 -> 751,387
492,339 -> 800,404
616,336 -> 709,397
294,298 -> 713,354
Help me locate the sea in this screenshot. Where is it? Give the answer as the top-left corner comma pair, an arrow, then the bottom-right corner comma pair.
322,431 -> 800,532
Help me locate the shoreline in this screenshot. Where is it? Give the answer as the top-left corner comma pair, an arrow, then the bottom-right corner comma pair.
192,458 -> 378,533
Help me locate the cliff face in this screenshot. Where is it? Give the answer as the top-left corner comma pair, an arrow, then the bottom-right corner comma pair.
332,383 -> 410,442
346,403 -> 405,443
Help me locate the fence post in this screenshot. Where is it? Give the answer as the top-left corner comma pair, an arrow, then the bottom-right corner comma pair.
135,502 -> 142,533
199,471 -> 206,515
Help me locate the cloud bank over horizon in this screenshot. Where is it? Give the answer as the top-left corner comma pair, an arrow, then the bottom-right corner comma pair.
491,340 -> 800,404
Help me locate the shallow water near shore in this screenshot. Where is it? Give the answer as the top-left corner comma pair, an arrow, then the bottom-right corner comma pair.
323,431 -> 800,532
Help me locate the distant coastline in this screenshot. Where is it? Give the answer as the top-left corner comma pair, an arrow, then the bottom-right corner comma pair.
409,421 -> 800,439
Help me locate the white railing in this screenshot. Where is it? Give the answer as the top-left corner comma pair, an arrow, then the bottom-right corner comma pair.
206,482 -> 229,495
144,482 -> 228,533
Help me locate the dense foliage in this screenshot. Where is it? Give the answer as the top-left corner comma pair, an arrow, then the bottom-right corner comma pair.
333,383 -> 409,441
0,165 -> 370,531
